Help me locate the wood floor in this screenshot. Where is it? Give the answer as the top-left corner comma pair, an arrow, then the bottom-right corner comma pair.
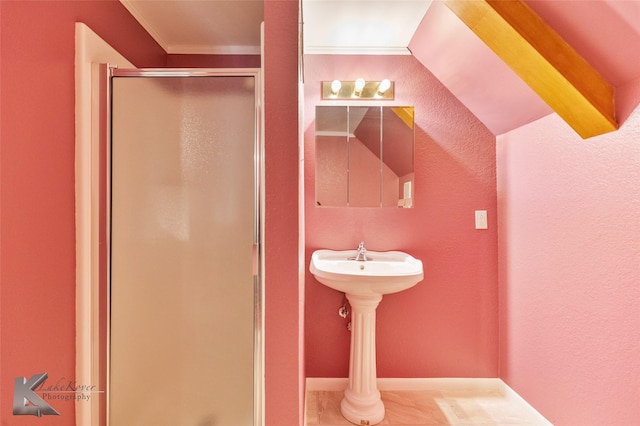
305,379 -> 552,426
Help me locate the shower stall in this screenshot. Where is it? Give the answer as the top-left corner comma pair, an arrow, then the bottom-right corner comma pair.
105,68 -> 263,426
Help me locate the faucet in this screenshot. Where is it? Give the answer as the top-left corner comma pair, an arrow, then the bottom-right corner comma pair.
354,241 -> 368,261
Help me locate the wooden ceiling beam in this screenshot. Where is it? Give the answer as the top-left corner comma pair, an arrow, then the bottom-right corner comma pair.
444,0 -> 617,139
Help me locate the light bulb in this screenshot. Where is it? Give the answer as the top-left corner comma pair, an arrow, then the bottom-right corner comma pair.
378,79 -> 391,94
330,80 -> 342,95
354,78 -> 365,96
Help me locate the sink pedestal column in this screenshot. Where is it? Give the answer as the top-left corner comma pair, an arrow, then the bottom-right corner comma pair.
341,293 -> 384,425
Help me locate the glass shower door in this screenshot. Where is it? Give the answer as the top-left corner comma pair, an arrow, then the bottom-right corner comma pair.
109,71 -> 260,426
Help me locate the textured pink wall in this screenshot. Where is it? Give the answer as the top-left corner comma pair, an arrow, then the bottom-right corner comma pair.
263,1 -> 302,424
0,2 -> 164,424
304,55 -> 499,378
497,78 -> 640,425
166,54 -> 260,68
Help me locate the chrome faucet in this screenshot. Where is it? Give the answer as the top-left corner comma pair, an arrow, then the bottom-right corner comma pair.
354,241 -> 368,261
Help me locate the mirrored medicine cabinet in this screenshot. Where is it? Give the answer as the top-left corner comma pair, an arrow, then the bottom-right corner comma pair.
315,105 -> 415,208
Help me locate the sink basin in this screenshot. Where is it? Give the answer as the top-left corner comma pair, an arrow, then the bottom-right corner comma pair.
310,249 -> 424,296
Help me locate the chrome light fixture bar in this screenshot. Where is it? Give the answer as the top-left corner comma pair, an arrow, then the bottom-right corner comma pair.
322,79 -> 394,100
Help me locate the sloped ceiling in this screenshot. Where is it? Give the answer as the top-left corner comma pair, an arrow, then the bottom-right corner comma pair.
411,0 -> 640,136
410,1 -> 552,135
120,0 -> 640,136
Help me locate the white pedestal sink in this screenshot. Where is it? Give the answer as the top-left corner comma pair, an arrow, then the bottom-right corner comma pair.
310,248 -> 424,425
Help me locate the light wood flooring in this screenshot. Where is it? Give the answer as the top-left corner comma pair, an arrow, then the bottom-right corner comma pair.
305,379 -> 552,426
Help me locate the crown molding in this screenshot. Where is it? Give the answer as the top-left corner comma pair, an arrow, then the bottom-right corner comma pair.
166,44 -> 261,55
304,46 -> 411,56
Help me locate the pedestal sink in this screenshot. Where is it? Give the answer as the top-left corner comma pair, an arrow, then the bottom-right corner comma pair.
310,248 -> 424,425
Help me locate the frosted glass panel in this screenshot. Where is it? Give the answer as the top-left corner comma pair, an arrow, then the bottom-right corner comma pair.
110,76 -> 256,426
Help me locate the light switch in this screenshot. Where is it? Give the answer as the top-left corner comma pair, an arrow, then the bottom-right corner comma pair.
475,210 -> 488,229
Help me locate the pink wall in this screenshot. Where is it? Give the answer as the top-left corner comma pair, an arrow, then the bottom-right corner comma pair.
304,55 -> 499,378
166,54 -> 260,69
497,77 -> 640,424
0,2 -> 164,424
263,1 -> 302,424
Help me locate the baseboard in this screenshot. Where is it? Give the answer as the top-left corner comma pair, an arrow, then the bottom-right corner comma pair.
306,377 -> 503,391
306,377 -> 348,391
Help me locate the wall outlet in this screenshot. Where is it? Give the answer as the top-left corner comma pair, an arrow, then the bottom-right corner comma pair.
475,210 -> 488,229
403,181 -> 412,199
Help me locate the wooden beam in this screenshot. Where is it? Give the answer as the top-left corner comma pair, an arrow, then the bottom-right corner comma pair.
444,0 -> 617,139
391,107 -> 415,129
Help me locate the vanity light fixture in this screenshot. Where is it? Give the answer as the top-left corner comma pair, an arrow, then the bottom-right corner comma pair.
321,79 -> 394,100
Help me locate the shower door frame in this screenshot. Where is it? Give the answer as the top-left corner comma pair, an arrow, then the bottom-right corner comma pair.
82,66 -> 264,426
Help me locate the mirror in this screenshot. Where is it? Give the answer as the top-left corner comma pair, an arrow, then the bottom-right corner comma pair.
315,106 -> 414,207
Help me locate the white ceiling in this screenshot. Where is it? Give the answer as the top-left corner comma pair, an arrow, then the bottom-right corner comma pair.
302,0 -> 432,55
120,0 -> 264,54
120,0 -> 429,56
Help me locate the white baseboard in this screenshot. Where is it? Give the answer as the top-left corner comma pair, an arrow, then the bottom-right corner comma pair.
306,377 -> 503,391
